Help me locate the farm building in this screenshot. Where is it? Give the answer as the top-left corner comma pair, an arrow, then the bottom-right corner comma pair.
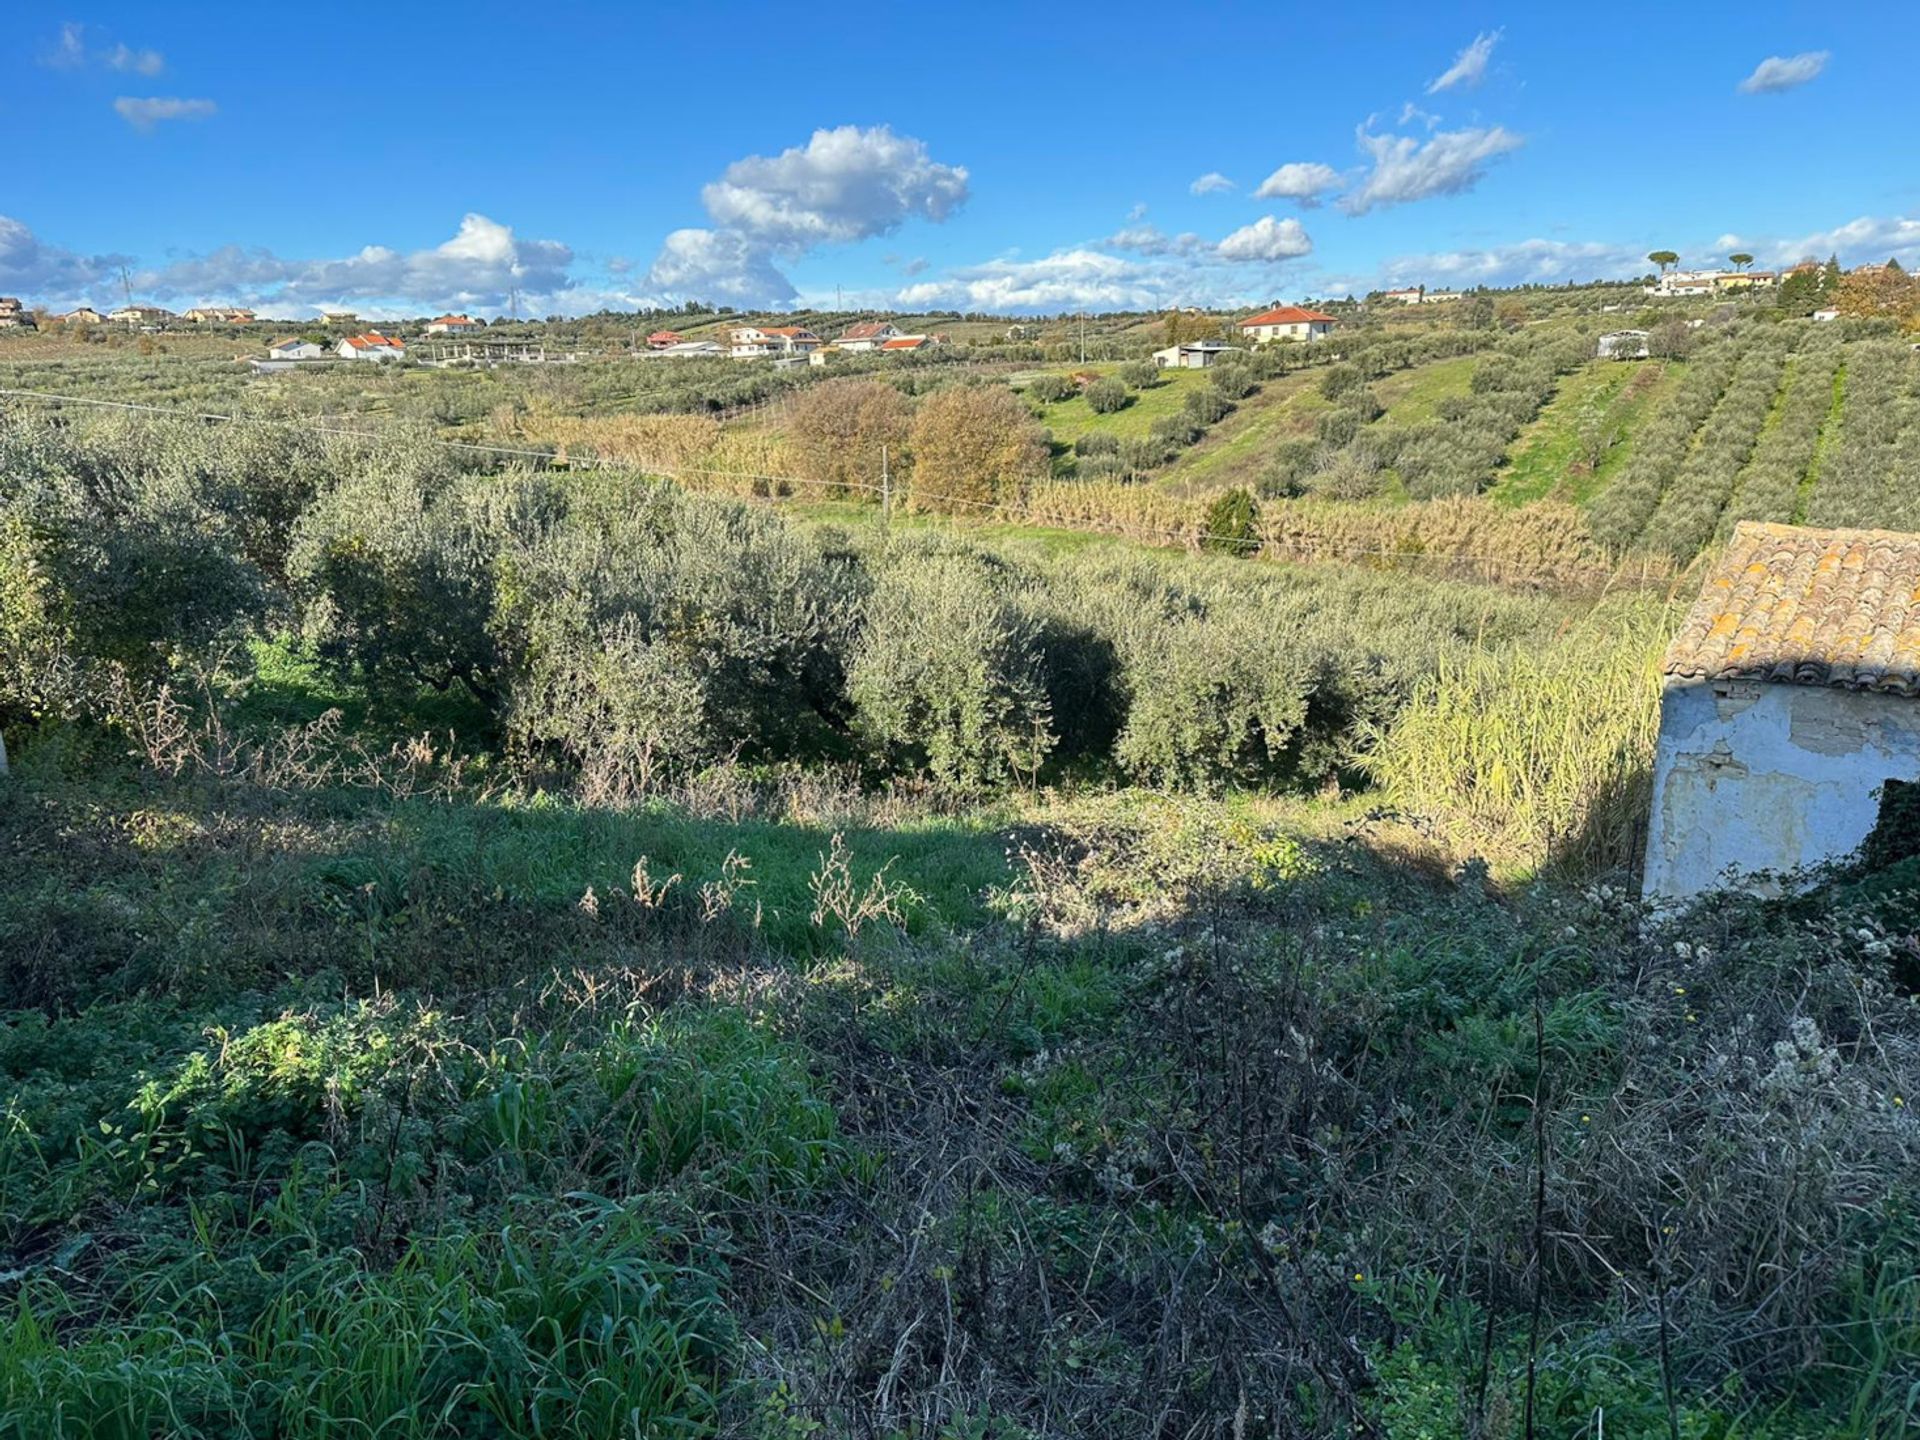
1238,305 -> 1335,344
1151,340 -> 1238,369
267,337 -> 326,360
1596,329 -> 1651,359
1642,522 -> 1920,902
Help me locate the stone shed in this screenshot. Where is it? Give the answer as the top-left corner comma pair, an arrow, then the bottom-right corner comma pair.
1642,521 -> 1920,901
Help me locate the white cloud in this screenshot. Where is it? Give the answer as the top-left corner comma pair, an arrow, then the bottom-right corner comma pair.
1105,225 -> 1207,257
1126,201 -> 1149,221
115,96 -> 216,130
1189,172 -> 1235,196
643,228 -> 796,308
1762,214 -> 1920,268
1379,237 -> 1644,288
1427,30 -> 1501,93
897,249 -> 1180,313
1739,51 -> 1828,94
1341,124 -> 1523,214
42,23 -> 164,75
105,42 -> 166,75
1253,161 -> 1342,205
116,213 -> 579,316
0,215 -> 134,298
640,124 -> 969,308
699,124 -> 968,251
1215,216 -> 1314,263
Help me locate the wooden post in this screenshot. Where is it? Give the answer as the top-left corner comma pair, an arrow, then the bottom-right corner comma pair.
881,444 -> 892,525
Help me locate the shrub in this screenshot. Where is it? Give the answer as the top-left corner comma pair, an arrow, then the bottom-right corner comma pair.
907,385 -> 1051,513
1183,387 -> 1233,425
1320,364 -> 1364,400
1202,488 -> 1259,556
1026,373 -> 1075,404
1085,378 -> 1130,414
785,378 -> 912,499
1119,360 -> 1159,389
847,543 -> 1053,789
1074,430 -> 1120,457
1210,363 -> 1256,400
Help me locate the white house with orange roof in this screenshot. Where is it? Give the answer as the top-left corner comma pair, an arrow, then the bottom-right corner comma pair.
426,314 -> 480,335
1237,305 -> 1336,344
337,331 -> 405,361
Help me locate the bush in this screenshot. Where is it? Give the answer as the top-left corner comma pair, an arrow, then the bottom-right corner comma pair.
1026,373 -> 1075,404
1319,364 -> 1364,400
785,378 -> 912,499
848,543 -> 1053,789
1085,378 -> 1130,414
908,385 -> 1051,513
1074,430 -> 1120,457
1119,360 -> 1159,389
1210,363 -> 1256,400
1183,387 -> 1233,425
1202,488 -> 1259,556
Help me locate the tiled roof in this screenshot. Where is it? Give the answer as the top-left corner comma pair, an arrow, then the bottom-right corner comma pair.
1240,306 -> 1335,327
1663,522 -> 1920,696
840,321 -> 893,340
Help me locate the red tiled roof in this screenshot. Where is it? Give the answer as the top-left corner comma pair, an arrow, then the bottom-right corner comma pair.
342,332 -> 403,350
1240,306 -> 1336,327
880,336 -> 927,350
1664,522 -> 1920,696
761,326 -> 815,338
841,321 -> 893,340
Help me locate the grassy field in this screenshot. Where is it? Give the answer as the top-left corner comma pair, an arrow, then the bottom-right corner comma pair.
1491,358 -> 1683,506
1157,369 -> 1325,490
1019,364 -> 1212,444
1370,353 -> 1478,427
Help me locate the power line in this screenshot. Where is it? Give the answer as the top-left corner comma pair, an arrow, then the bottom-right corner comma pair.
0,385 -> 1666,587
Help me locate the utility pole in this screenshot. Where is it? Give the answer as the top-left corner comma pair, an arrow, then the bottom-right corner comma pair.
880,444 -> 891,526
1079,311 -> 1087,364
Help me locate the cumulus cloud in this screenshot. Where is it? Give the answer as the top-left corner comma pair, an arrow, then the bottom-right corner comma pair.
700,124 -> 968,251
1379,237 -> 1644,288
641,124 -> 969,307
112,213 -> 578,316
105,43 -> 166,75
0,215 -> 134,299
1427,30 -> 1501,93
643,228 -> 796,308
1189,172 -> 1235,196
115,97 -> 216,130
1341,124 -> 1523,214
1739,51 -> 1829,94
896,249 -> 1182,313
1215,216 -> 1314,263
1253,161 -> 1343,205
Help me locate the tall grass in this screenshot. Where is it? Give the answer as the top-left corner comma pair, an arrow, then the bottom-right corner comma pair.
1362,597 -> 1672,873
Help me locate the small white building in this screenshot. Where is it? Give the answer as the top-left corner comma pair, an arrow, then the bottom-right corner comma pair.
1151,340 -> 1239,369
1381,287 -> 1424,305
1237,305 -> 1335,344
267,337 -> 327,360
1596,329 -> 1651,360
1643,522 -> 1920,902
337,331 -> 405,361
426,314 -> 479,335
109,304 -> 173,327
1813,308 -> 1841,323
61,307 -> 106,325
729,325 -> 821,359
1420,290 -> 1462,304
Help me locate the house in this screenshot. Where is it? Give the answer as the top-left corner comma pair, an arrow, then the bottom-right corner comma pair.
1642,522 -> 1920,902
61,307 -> 106,325
108,304 -> 173,326
645,330 -> 684,349
1381,287 -> 1424,305
1152,340 -> 1238,369
649,340 -> 726,360
320,311 -> 359,326
337,331 -> 404,360
836,320 -> 904,351
0,297 -> 35,330
1420,290 -> 1462,304
1238,305 -> 1335,344
879,334 -> 935,352
425,314 -> 479,335
267,337 -> 327,360
182,306 -> 255,324
729,325 -> 821,358
1596,329 -> 1651,359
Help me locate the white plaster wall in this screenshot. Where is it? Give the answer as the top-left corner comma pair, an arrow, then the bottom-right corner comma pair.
1642,679 -> 1920,901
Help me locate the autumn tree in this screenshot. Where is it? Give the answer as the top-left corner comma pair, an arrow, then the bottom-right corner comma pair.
907,384 -> 1051,513
1834,264 -> 1920,331
786,379 -> 913,498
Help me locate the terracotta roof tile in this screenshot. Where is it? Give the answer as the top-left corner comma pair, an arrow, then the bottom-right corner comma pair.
1663,522 -> 1920,696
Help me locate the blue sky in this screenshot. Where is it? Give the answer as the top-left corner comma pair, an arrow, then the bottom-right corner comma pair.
3,2 -> 1916,317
